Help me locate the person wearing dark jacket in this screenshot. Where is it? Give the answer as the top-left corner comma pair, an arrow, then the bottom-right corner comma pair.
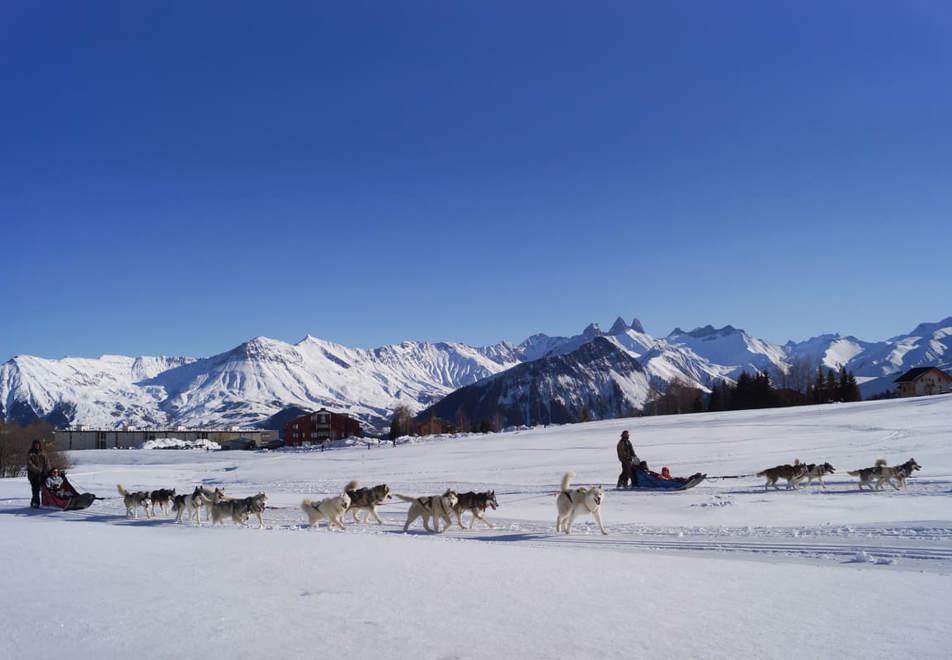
615,430 -> 639,488
27,440 -> 50,508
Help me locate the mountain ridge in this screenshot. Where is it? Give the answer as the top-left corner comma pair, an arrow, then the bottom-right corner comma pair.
2,315 -> 950,432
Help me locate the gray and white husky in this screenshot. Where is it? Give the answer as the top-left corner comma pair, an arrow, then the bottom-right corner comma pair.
395,490 -> 459,533
874,458 -> 921,490
116,484 -> 153,519
172,486 -> 224,523
210,492 -> 268,527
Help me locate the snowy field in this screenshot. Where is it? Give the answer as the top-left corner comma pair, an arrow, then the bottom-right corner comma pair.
3,395 -> 952,659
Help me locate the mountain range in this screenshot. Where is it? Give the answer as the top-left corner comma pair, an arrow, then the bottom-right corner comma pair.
2,316 -> 950,433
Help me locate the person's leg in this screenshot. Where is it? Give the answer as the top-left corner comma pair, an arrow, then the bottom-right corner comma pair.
30,479 -> 41,508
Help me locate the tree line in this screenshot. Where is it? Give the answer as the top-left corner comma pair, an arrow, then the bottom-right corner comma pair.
645,363 -> 862,416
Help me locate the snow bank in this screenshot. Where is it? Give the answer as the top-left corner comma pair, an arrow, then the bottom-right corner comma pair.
140,437 -> 221,450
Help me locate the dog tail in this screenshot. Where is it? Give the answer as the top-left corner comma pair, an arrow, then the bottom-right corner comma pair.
793,458 -> 801,466
560,472 -> 575,493
301,499 -> 316,512
847,470 -> 863,477
875,458 -> 887,467
392,494 -> 418,503
755,470 -> 767,477
343,479 -> 360,492
116,484 -> 128,496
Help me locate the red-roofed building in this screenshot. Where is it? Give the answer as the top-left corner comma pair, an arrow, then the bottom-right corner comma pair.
284,408 -> 363,446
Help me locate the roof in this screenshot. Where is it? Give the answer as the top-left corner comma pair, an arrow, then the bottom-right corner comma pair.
894,367 -> 952,383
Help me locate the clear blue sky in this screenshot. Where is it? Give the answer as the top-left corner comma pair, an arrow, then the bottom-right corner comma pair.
2,1 -> 950,359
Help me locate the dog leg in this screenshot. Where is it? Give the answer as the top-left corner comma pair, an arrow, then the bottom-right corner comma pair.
593,509 -> 608,535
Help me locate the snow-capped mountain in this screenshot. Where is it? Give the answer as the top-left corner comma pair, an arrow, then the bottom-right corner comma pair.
2,315 -> 950,432
420,336 -> 652,427
0,337 -> 519,431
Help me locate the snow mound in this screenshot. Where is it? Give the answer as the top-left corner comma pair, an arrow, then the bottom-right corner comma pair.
140,437 -> 221,451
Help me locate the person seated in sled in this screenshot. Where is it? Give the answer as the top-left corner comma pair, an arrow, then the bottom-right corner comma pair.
660,466 -> 673,480
44,468 -> 69,499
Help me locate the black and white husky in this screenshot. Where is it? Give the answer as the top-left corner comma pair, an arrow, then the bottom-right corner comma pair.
452,490 -> 499,529
555,472 -> 607,535
345,482 -> 392,524
116,484 -> 153,519
172,486 -> 223,523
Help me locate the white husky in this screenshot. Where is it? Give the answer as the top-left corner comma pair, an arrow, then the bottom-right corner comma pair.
555,472 -> 608,535
301,481 -> 357,530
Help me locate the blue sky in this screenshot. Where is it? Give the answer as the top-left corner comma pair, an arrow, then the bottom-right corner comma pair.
2,2 -> 950,359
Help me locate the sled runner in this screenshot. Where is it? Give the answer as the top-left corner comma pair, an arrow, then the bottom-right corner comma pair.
41,473 -> 97,511
627,467 -> 706,491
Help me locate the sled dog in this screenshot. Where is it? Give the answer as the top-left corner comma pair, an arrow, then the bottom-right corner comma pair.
301,481 -> 357,530
116,484 -> 153,519
795,462 -> 836,488
395,490 -> 459,533
556,472 -> 608,535
211,492 -> 268,526
452,490 -> 499,529
874,458 -> 921,490
345,481 -> 392,524
172,486 -> 223,523
848,459 -> 888,490
756,460 -> 807,490
149,488 -> 176,515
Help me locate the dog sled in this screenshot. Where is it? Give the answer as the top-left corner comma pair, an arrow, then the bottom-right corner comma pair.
628,467 -> 706,491
41,473 -> 97,511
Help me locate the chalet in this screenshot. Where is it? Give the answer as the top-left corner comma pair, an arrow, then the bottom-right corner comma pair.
284,408 -> 363,446
894,367 -> 952,397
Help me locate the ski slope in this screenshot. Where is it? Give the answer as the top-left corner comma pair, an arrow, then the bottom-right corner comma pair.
2,395 -> 951,659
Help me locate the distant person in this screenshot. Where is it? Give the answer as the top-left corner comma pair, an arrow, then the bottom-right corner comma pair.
615,430 -> 639,488
27,440 -> 50,508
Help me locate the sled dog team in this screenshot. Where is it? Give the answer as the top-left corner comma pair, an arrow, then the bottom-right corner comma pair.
756,457 -> 921,491
115,473 -> 608,535
301,480 -> 504,533
113,457 -> 920,533
116,484 -> 266,527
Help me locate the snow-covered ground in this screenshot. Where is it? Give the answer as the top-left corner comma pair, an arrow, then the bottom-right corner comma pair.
3,395 -> 951,659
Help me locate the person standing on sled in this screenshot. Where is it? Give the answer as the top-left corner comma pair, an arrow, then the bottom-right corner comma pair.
27,439 -> 50,508
616,430 -> 639,489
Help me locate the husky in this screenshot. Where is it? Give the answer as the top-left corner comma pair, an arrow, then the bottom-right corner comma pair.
345,481 -> 392,524
756,460 -> 807,490
452,490 -> 499,529
301,493 -> 352,530
848,459 -> 888,490
172,486 -> 223,523
395,490 -> 459,533
149,488 -> 176,515
116,484 -> 153,519
301,481 -> 357,530
874,458 -> 921,490
210,492 -> 268,526
795,462 -> 836,488
556,472 -> 607,535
